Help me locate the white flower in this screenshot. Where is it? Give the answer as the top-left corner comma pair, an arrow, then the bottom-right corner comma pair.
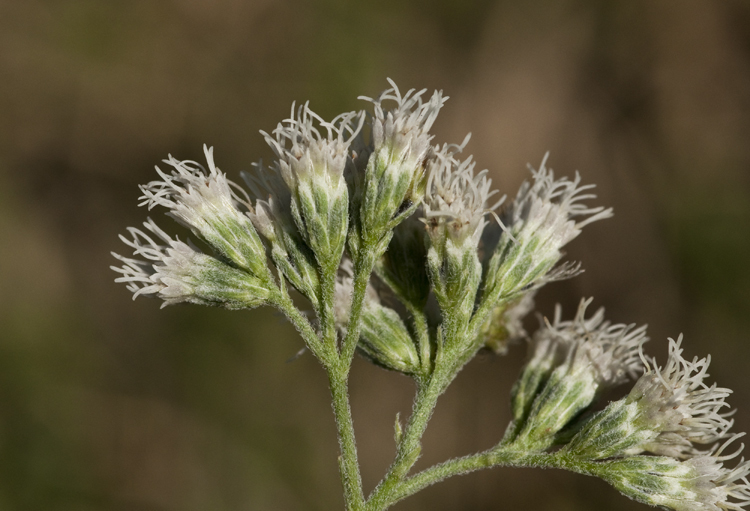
627,335 -> 735,458
139,145 -> 267,276
262,103 -> 364,196
502,153 -> 614,247
353,80 -> 447,246
423,135 -> 505,246
538,298 -> 647,387
673,442 -> 750,511
484,154 -> 613,302
359,78 -> 446,174
111,219 -> 270,309
261,103 -> 363,266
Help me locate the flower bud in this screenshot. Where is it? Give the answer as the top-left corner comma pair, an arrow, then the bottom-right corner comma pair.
422,141 -> 504,341
359,303 -> 421,374
480,290 -> 536,355
376,214 -> 431,308
334,260 -> 420,374
243,162 -> 321,307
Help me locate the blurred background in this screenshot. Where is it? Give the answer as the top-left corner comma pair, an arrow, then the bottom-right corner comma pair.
1,0 -> 749,510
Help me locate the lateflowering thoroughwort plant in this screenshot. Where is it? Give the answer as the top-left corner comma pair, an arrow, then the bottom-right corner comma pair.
112,79 -> 750,511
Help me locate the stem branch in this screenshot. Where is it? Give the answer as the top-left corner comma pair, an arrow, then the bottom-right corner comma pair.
390,448 -> 600,506
366,371 -> 446,510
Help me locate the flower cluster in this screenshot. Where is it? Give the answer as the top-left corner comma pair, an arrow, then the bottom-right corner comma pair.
111,80 -> 748,511
507,302 -> 750,510
112,146 -> 274,309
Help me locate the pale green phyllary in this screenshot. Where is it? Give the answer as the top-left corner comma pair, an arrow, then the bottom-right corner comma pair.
112,81 -> 750,511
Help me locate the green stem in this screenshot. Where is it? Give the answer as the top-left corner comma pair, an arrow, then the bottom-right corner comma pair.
340,250 -> 377,367
272,285 -> 364,509
329,365 -> 366,511
320,269 -> 339,356
389,448 -> 601,507
271,290 -> 325,362
366,370 -> 446,510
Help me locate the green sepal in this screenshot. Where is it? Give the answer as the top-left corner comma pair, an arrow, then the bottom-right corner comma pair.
183,255 -> 271,309
562,399 -> 654,459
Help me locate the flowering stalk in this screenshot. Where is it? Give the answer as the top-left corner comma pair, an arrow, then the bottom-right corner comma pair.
111,80 -> 748,511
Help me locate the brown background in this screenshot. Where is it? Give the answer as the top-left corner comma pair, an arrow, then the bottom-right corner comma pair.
1,0 -> 749,510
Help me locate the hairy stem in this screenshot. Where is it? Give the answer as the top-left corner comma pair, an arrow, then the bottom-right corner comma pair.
389,448 -> 600,507
320,269 -> 340,356
340,250 -> 378,367
329,365 -> 366,511
274,282 -> 364,509
366,369 -> 447,510
271,290 -> 326,362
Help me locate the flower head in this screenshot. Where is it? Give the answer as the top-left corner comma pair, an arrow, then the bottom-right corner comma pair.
627,335 -> 735,458
540,298 -> 646,386
503,153 -> 613,247
422,135 -> 504,247
261,103 -> 363,267
139,145 -> 268,277
241,159 -> 322,307
360,78 -> 446,179
510,298 -> 647,448
112,219 -> 270,309
263,103 -> 363,194
597,439 -> 750,511
353,80 -> 447,247
484,154 -> 613,304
